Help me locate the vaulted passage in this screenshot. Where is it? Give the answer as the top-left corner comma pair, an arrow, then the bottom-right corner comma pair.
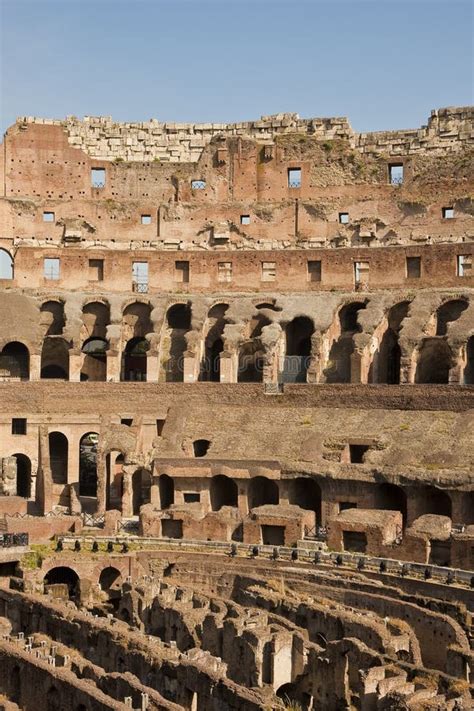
325,302 -> 366,383
210,475 -> 238,510
282,316 -> 314,383
132,468 -> 151,515
13,454 -> 31,498
371,301 -> 410,384
79,433 -> 98,498
376,483 -> 407,527
44,567 -> 79,600
464,336 -> 474,384
40,301 -> 65,336
200,304 -> 228,382
48,432 -> 68,484
238,314 -> 270,382
0,342 -> 29,380
416,486 -> 452,519
288,477 -> 322,527
165,304 -> 191,382
122,337 -> 149,381
415,338 -> 452,384
248,476 -> 279,509
436,299 -> 468,336
41,337 -> 69,379
159,474 -> 174,509
81,337 -> 107,381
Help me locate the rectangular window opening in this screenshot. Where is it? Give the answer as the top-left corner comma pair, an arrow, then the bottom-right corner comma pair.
141,215 -> 152,225
349,444 -> 370,464
307,260 -> 322,283
457,254 -> 471,277
91,168 -> 106,188
240,215 -> 251,225
442,207 -> 454,219
343,531 -> 367,553
43,212 -> 55,222
44,258 -> 60,280
218,261 -> 232,283
261,261 -> 276,282
132,261 -> 148,293
191,179 -> 206,190
406,256 -> 421,279
12,418 -> 27,435
156,419 -> 166,436
354,261 -> 369,285
88,259 -> 104,282
339,212 -> 349,225
288,168 -> 301,189
339,502 -> 357,513
183,492 -> 201,503
175,260 -> 190,283
389,164 -> 404,185
120,418 -> 133,427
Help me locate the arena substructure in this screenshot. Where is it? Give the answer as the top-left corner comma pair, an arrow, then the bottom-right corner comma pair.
0,107 -> 473,709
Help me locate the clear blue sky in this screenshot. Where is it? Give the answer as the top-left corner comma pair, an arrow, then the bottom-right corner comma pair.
1,0 -> 473,135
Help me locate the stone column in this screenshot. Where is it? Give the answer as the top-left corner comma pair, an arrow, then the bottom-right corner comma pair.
121,469 -> 133,517
96,452 -> 106,514
350,350 -> 363,383
238,481 -> 249,515
146,351 -> 159,382
30,353 -> 41,381
183,352 -> 199,383
106,349 -> 121,382
69,351 -> 82,382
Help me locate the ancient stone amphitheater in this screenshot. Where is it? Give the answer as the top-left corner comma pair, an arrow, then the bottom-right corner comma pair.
0,107 -> 473,710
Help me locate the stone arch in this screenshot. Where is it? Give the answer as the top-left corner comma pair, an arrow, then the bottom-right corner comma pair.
248,476 -> 279,509
371,301 -> 410,384
44,566 -> 79,600
200,304 -> 229,382
81,300 -> 110,340
0,341 -> 29,380
159,474 -> 174,509
463,336 -> 474,384
283,316 -> 314,383
210,475 -> 238,510
48,432 -> 68,485
436,299 -> 469,336
132,468 -> 152,515
415,338 -> 453,383
0,248 -> 13,279
122,336 -> 149,381
376,483 -> 407,527
41,337 -> 69,379
288,477 -> 322,526
13,454 -> 31,498
238,313 -> 270,383
79,432 -> 99,497
417,486 -> 452,519
81,337 -> 107,381
40,300 -> 65,336
325,301 -> 367,383
99,566 -> 122,592
105,450 -> 125,511
162,303 -> 191,382
122,301 -> 152,340
276,684 -> 311,710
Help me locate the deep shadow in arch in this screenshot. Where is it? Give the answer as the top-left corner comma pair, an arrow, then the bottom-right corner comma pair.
81,337 -> 107,381
376,483 -> 407,528
49,432 -> 68,484
288,477 -> 322,527
200,304 -> 228,382
79,432 -> 98,497
41,337 -> 69,379
44,567 -> 79,600
122,337 -> 149,381
436,299 -> 468,336
0,342 -> 29,380
325,302 -> 367,383
210,475 -> 238,511
248,476 -> 279,509
159,474 -> 174,509
13,454 -> 31,498
415,338 -> 452,384
371,301 -> 411,384
464,336 -> 474,384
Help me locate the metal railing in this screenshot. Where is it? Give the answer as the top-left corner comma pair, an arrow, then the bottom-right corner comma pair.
82,513 -> 105,528
1,533 -> 28,548
304,525 -> 327,541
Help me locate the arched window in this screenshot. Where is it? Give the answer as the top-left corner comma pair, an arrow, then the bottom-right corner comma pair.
79,433 -> 99,497
122,337 -> 149,381
0,342 -> 29,380
0,249 -> 13,280
81,337 -> 107,381
49,432 -> 68,484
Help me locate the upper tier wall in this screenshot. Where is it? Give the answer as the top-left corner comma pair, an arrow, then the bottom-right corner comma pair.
10,106 -> 474,163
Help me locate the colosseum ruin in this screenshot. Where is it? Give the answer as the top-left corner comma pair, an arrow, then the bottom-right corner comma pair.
0,107 -> 473,710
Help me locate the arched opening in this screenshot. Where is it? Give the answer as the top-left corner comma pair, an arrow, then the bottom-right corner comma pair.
44,567 -> 79,600
200,304 -> 228,382
81,337 -> 107,381
132,468 -> 151,515
276,684 -> 311,711
415,339 -> 452,384
193,439 -> 210,457
40,301 -> 65,336
238,314 -> 271,383
372,300 -> 410,384
105,451 -> 124,511
325,301 -> 367,383
417,486 -> 452,519
282,316 -> 314,383
210,475 -> 238,511
0,342 -> 29,380
99,566 -> 122,593
0,249 -> 13,279
376,483 -> 407,528
46,686 -> 61,711
13,454 -> 31,498
81,301 -> 109,340
164,303 -> 191,382
436,299 -> 468,336
248,476 -> 279,509
159,474 -> 174,509
288,477 -> 322,527
41,337 -> 69,379
79,433 -> 98,497
122,337 -> 149,381
48,432 -> 68,485
463,336 -> 474,384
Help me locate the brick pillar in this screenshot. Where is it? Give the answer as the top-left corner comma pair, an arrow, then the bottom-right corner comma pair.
146,351 -> 159,382
30,353 -> 41,381
69,352 -> 82,382
106,349 -> 120,382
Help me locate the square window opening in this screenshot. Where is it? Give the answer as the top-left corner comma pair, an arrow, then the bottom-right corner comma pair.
218,261 -> 232,283
261,261 -> 276,282
132,261 -> 148,293
240,215 -> 251,225
389,164 -> 404,185
339,212 -> 349,224
12,418 -> 27,435
91,168 -> 106,188
141,215 -> 152,225
307,260 -> 322,283
120,418 -> 133,427
442,207 -> 454,219
406,256 -> 421,279
88,259 -> 104,282
191,179 -> 206,190
175,260 -> 190,283
288,168 -> 301,188
43,212 -> 55,223
184,492 -> 201,503
349,444 -> 370,464
44,258 -> 60,280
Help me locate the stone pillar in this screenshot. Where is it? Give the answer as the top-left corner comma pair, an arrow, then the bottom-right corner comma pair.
350,351 -> 362,383
30,353 -> 41,381
238,482 -> 249,515
183,353 -> 199,383
150,480 -> 160,506
278,480 -> 290,506
96,453 -> 106,514
106,349 -> 120,382
0,457 -> 17,496
121,470 -> 133,517
69,352 -> 82,382
146,351 -> 159,382
220,350 -> 237,383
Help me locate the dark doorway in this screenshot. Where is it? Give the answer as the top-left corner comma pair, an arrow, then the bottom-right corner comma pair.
0,342 -> 29,380
248,476 -> 279,508
13,454 -> 31,498
343,531 -> 367,553
79,432 -> 98,497
210,475 -> 238,510
49,432 -> 68,484
122,337 -> 149,381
